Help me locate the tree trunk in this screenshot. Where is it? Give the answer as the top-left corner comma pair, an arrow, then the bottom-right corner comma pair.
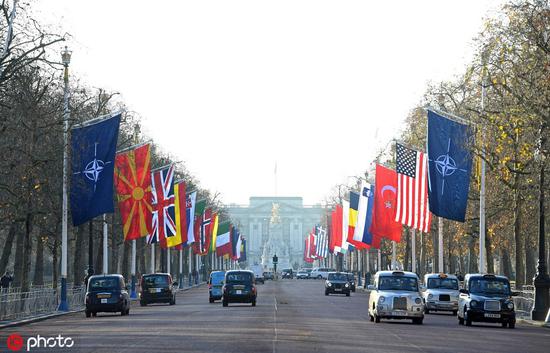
73,225 -> 84,286
95,229 -> 103,274
0,222 -> 18,275
32,233 -> 44,286
485,224 -> 494,274
502,248 -> 513,279
525,246 -> 537,284
513,187 -> 525,288
468,236 -> 477,273
13,223 -> 24,288
21,211 -> 34,292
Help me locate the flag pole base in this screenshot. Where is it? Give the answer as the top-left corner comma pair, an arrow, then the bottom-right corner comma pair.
130,274 -> 138,299
57,277 -> 69,312
178,273 -> 184,289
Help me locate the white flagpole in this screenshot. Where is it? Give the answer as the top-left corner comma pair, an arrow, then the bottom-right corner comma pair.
366,249 -> 370,273
167,247 -> 171,275
377,249 -> 381,271
151,243 -> 155,273
411,229 -> 416,273
130,239 -> 137,298
102,214 -> 108,274
179,248 -> 183,288
188,249 -> 192,285
438,217 -> 444,273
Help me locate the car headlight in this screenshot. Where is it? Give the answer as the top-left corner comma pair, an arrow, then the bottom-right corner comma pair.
379,296 -> 385,303
345,283 -> 349,288
327,282 -> 332,287
428,293 -> 433,299
507,301 -> 514,310
470,300 -> 479,308
415,297 -> 422,304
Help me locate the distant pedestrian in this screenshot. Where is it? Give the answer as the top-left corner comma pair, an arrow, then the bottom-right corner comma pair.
1,271 -> 13,290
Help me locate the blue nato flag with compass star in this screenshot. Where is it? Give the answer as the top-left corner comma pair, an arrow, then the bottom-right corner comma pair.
427,110 -> 474,222
70,114 -> 121,226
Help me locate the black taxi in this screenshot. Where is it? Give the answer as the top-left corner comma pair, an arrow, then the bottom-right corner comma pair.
139,273 -> 177,306
457,274 -> 517,328
85,274 -> 130,317
222,270 -> 257,307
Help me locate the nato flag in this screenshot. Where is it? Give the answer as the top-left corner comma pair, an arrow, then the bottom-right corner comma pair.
70,114 -> 121,226
427,110 -> 473,222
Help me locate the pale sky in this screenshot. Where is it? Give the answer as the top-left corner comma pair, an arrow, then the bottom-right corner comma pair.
35,0 -> 505,206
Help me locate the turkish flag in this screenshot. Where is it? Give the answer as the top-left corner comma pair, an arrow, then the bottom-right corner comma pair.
330,206 -> 342,253
370,164 -> 403,243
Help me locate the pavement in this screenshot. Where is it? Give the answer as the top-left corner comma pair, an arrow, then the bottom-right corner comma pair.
0,279 -> 549,352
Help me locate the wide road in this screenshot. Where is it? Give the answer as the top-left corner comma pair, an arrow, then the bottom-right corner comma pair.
1,279 -> 549,352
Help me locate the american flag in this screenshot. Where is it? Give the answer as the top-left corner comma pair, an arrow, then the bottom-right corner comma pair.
395,143 -> 432,232
148,165 -> 176,246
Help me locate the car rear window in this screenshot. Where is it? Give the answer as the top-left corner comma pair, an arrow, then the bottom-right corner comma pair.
210,272 -> 225,284
226,272 -> 253,283
89,277 -> 119,291
142,275 -> 169,288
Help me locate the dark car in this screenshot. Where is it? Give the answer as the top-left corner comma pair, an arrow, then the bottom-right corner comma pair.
222,270 -> 257,307
263,271 -> 274,280
139,273 -> 177,306
282,268 -> 293,279
325,272 -> 351,296
85,274 -> 130,317
457,274 -> 517,328
209,271 -> 225,303
346,272 -> 356,292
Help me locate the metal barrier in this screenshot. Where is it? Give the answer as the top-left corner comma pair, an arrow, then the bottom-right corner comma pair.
0,285 -> 85,322
513,285 -> 534,319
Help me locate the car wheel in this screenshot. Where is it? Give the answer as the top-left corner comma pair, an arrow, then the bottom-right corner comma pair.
374,314 -> 380,323
222,300 -> 228,307
325,291 -> 329,296
508,321 -> 515,329
252,301 -> 256,307
170,297 -> 175,305
369,314 -> 374,322
413,318 -> 423,325
317,275 -> 322,279
452,310 -> 457,316
85,310 -> 91,318
121,310 -> 126,316
346,292 -> 350,297
126,308 -> 130,315
501,322 -> 508,328
425,308 -> 430,314
209,297 -> 214,303
458,316 -> 464,325
465,310 -> 472,326
92,312 -> 97,317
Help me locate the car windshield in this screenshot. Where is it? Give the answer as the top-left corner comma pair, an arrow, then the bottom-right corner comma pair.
210,272 -> 225,285
226,272 -> 253,283
469,278 -> 510,295
378,276 -> 418,291
328,273 -> 347,281
89,277 -> 119,291
143,275 -> 169,288
427,278 -> 458,290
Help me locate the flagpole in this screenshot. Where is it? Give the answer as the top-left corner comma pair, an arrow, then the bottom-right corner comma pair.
167,247 -> 171,275
479,54 -> 487,274
151,243 -> 155,273
411,229 -> 416,273
58,46 -> 71,312
377,249 -> 381,271
438,217 -> 444,273
130,124 -> 140,299
188,250 -> 192,286
103,214 -> 108,274
179,248 -> 183,289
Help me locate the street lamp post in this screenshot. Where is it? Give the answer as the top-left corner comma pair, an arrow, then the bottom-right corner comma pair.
58,46 -> 71,312
532,122 -> 549,321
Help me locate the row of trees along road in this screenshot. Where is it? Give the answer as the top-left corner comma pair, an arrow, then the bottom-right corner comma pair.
325,0 -> 548,288
0,0 -> 228,293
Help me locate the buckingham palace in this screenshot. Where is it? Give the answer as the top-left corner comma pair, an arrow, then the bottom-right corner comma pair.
226,197 -> 325,269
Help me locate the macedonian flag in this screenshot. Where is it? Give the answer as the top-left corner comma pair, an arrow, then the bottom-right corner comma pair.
114,143 -> 153,241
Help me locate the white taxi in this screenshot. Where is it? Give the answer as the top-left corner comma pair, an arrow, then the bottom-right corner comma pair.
422,273 -> 459,315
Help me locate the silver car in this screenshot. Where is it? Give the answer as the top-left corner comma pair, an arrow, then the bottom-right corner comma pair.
368,271 -> 425,324
422,273 -> 459,315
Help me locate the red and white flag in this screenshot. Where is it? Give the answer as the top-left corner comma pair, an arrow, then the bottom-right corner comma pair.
395,143 -> 432,233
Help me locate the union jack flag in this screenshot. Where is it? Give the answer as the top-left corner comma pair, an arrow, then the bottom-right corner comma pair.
147,165 -> 176,247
